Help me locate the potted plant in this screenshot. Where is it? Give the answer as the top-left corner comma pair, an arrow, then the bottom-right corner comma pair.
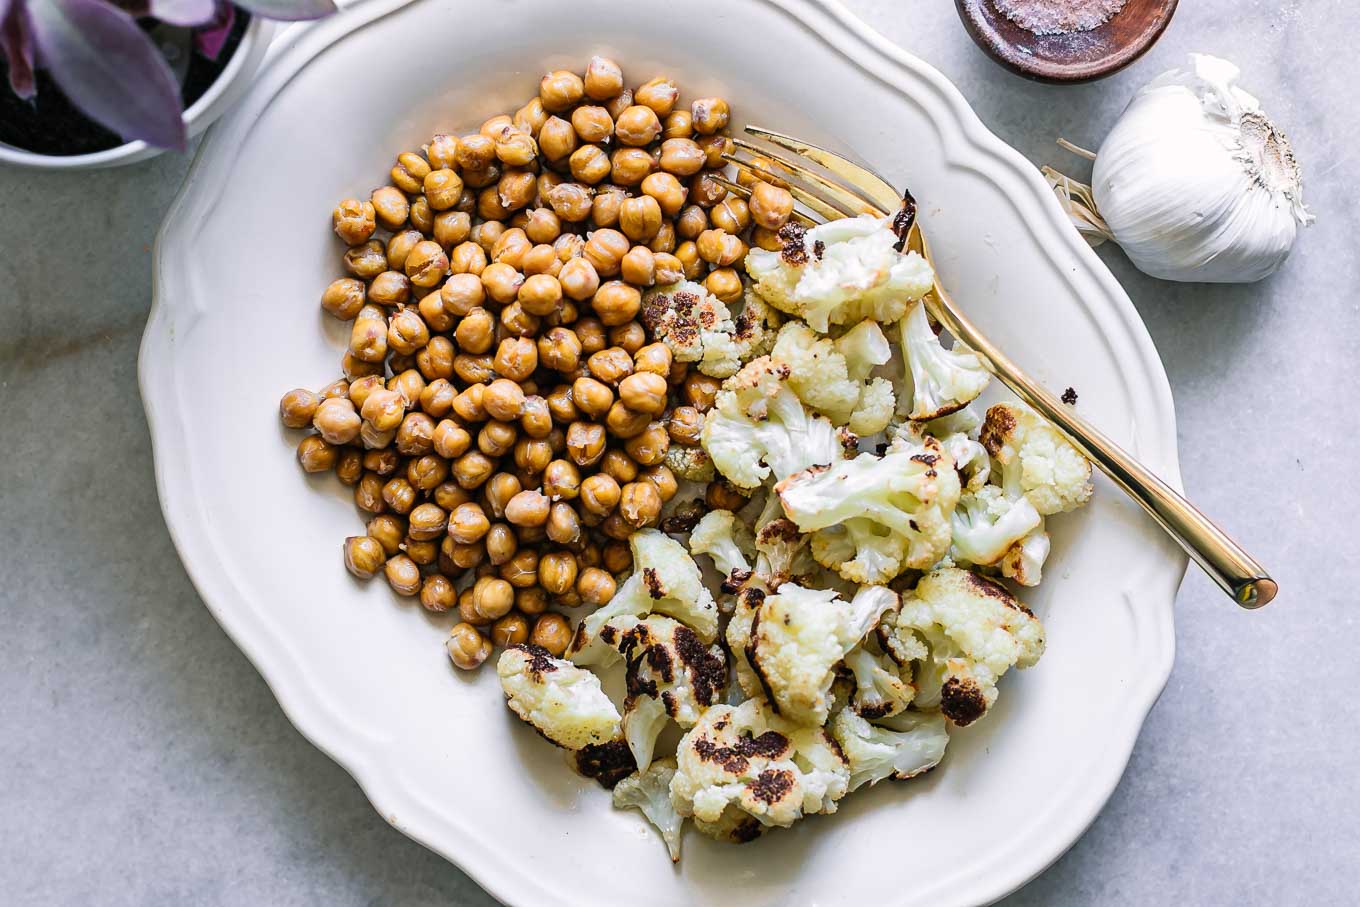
0,0 -> 335,169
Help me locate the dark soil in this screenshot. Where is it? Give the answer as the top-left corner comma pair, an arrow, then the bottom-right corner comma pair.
0,11 -> 250,156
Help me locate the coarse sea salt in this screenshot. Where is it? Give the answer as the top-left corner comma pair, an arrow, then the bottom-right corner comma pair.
992,0 -> 1127,35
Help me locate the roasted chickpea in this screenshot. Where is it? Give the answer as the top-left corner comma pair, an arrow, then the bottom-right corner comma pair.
517,245 -> 558,280
600,84 -> 633,118
418,378 -> 458,418
526,327 -> 578,374
632,343 -> 672,379
610,147 -> 654,186
530,613 -> 572,657
578,473 -> 621,517
565,421 -> 607,467
361,514 -> 404,557
625,76 -> 673,115
665,405 -> 703,446
435,276 -> 479,320
658,138 -> 705,178
569,569 -> 612,609
495,130 -> 538,168
705,266 -> 743,304
484,471 -> 523,519
410,196 -> 435,233
425,133 -> 459,169
594,543 -> 627,577
407,453 -> 449,492
673,240 -> 702,279
689,171 -> 728,207
750,226 -> 783,253
613,104 -> 662,147
335,447 -> 364,485
415,574 -> 455,613
624,421 -> 669,465
408,539 -> 439,569
580,55 -> 623,100
544,181 -> 594,222
515,395 -> 551,439
471,378 -> 519,422
319,278 -> 365,321
382,553 -> 421,596
674,204 -> 707,241
381,474 -> 417,514
532,550 -> 574,596
537,115 -> 578,163
390,151 -> 431,195
683,372 -> 721,411
352,471 -> 387,513
433,480 -> 472,511
571,316 -> 606,354
581,228 -> 628,277
333,198 -> 377,246
641,172 -> 687,217
613,372 -> 669,418
513,273 -> 561,318
711,196 -> 750,234
568,145 -> 611,185
476,185 -> 512,221
448,501 -> 492,543
590,281 -> 641,326
453,354 -> 496,386
386,309 -> 429,356
431,420 -> 472,460
342,353 -> 383,382
481,522 -> 517,565
295,435 -> 337,473
568,376 -> 612,418
497,168 -> 537,212
469,575 -> 515,621
452,450 -> 496,488
449,308 -> 491,355
537,460 -> 579,502
544,384 -> 579,423
643,463 -> 679,502
556,258 -> 600,303
587,347 -> 634,385
648,220 -> 677,254
540,69 -> 585,112
514,96 -> 548,136
446,623 -> 492,669
600,449 -> 638,484
449,240 -> 488,276
540,501 -> 578,545
514,436 -> 553,473
415,167 -> 461,211
510,588 -> 546,618
312,397 -> 361,445
279,388 -> 321,429
343,240 -> 387,280
493,337 -> 538,382
617,195 -> 662,243
697,228 -> 746,266
619,245 -> 655,286
690,96 -> 730,134
497,489 -> 546,527
500,549 -> 540,588
363,447 -> 400,475
706,478 -> 750,511
477,420 -> 518,458
357,387 -> 403,433
402,502 -> 446,541
480,114 -> 514,137
371,186 -> 410,231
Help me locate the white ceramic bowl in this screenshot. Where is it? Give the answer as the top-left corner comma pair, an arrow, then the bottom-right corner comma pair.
0,17 -> 274,170
140,1 -> 1188,904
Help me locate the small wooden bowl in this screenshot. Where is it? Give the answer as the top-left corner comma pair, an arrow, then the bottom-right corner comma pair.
955,0 -> 1178,83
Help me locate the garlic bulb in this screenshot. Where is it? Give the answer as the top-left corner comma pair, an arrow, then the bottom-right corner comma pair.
1046,54 -> 1312,283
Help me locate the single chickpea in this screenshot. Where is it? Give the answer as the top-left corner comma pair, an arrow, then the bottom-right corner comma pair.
333,198 -> 376,246
418,379 -> 458,418
313,397 -> 362,445
519,243 -> 560,278
583,228 -> 630,276
477,420 -> 519,458
573,568 -> 614,608
472,219 -> 507,253
600,512 -> 633,540
540,69 -> 585,112
537,115 -> 578,163
565,422 -> 607,467
571,376 -> 614,418
514,437 -> 553,474
364,514 -> 405,557
590,281 -> 641,326
421,168 -> 464,211
426,133 -> 459,169
521,208 -> 560,246
600,449 -> 638,484
675,204 -> 708,241
689,171 -> 728,207
617,371 -> 669,415
573,316 -> 607,354
587,347 -> 634,385
558,258 -> 601,302
471,575 -> 516,621
453,354 -> 497,386
697,228 -> 747,266
497,169 -> 538,211
320,278 -> 366,321
706,478 -> 751,511
447,623 -> 493,670
641,463 -> 678,502
343,353 -> 383,382
618,195 -> 663,243
682,372 -> 721,411
619,481 -> 663,528
545,182 -> 594,222
624,421 -> 669,465
380,554 -> 420,596
480,114 -> 514,137
605,400 -> 652,438
658,137 -> 706,177
359,387 -> 405,433
296,436 -> 337,473
279,388 -> 321,429
572,104 -> 615,143
371,186 -> 410,231
433,481 -> 472,512
387,308 -> 430,355
545,384 -> 580,423
620,246 -> 656,286
535,550 -> 577,596
417,574 -> 456,613
641,172 -> 687,217
489,612 -> 529,648
452,450 -> 496,489
603,540 -> 632,573
335,448 -> 364,486
484,523 -> 518,565
690,97 -> 730,134
432,420 -> 472,460
651,252 -> 685,286
711,196 -> 751,234
476,262 -> 519,306
545,502 -> 581,545
661,109 -> 693,140
705,267 -> 743,304
483,471 -> 523,519
391,151 -> 432,194
584,55 -> 624,100
579,473 -> 621,516
449,240 -> 488,276
748,180 -> 796,230
673,240 -> 702,279
648,220 -> 676,254
519,395 -> 553,439
632,343 -> 672,379
381,475 -> 418,514
604,87 -> 635,120
514,97 -> 548,136
451,307 -> 493,354
418,293 -> 455,334
500,549 -> 540,588
478,379 -> 523,422
666,405 -> 704,446
495,130 -> 538,168
517,273 -> 564,317
629,75 -> 676,115
454,133 -> 494,171
439,273 -> 484,317
530,613 -> 572,657
535,326 -> 582,373
363,448 -> 400,475
499,301 -> 540,338
614,105 -> 662,147
410,196 -> 434,233
449,538 -> 488,571
542,459 -> 581,501
343,240 -> 387,280
493,337 -> 538,382
504,489 -> 551,527
403,502 -> 447,542
477,185 -> 513,221
610,147 -> 654,186
448,501 -> 492,544
407,453 -> 449,492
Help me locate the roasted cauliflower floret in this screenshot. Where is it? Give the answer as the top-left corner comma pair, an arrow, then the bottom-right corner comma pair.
613,758 -> 686,861
498,644 -> 623,751
748,583 -> 899,725
949,485 -> 1043,567
883,567 -> 1045,726
771,320 -> 896,436
777,434 -> 962,582
939,431 -> 991,492
980,402 -> 1094,515
999,522 -> 1051,587
899,300 -> 990,421
700,356 -> 843,488
830,708 -> 950,792
664,442 -> 716,482
689,509 -> 756,583
617,615 -> 729,771
670,698 -> 850,832
745,217 -> 933,332
843,644 -> 915,719
730,290 -> 783,361
640,281 -> 742,378
568,530 -> 718,665
753,515 -> 815,590
726,586 -> 767,700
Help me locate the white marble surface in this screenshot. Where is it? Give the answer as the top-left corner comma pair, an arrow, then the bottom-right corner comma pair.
1,1 -> 1356,903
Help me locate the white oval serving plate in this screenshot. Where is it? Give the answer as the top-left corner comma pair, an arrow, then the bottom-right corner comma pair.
140,1 -> 1188,904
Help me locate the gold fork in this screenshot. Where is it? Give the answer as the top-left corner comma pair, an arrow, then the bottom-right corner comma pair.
714,125 -> 1276,609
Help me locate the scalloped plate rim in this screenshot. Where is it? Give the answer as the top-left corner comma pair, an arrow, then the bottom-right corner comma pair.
140,1 -> 1188,904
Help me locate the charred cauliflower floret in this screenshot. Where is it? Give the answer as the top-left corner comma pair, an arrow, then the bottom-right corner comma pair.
980,402 -> 1094,515
899,300 -> 990,421
700,356 -> 843,488
730,290 -> 783,361
498,644 -> 624,751
670,698 -> 850,833
617,615 -> 729,771
999,523 -> 1051,587
830,708 -> 950,792
745,217 -> 934,332
664,443 -> 716,482
640,281 -> 741,378
843,644 -> 915,719
938,431 -> 991,492
949,485 -> 1043,567
612,758 -> 685,862
748,583 -> 899,725
568,529 -> 718,665
753,515 -> 815,590
689,509 -> 755,586
883,567 -> 1045,727
771,320 -> 896,436
777,434 -> 962,583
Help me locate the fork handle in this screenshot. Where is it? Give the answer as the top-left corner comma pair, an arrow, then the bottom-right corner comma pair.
927,293 -> 1277,609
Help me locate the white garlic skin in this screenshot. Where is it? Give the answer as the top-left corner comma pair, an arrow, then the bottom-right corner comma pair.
1091,54 -> 1310,284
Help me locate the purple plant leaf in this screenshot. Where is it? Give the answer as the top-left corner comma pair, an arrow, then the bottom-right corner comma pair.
1,0 -> 36,98
149,0 -> 214,26
193,0 -> 232,60
27,0 -> 187,149
234,0 -> 334,22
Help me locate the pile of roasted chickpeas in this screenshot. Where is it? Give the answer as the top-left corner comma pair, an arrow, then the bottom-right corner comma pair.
279,57 -> 797,673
